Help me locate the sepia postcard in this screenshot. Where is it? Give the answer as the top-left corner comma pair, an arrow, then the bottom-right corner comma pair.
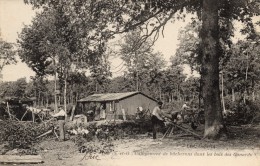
0,0 -> 260,165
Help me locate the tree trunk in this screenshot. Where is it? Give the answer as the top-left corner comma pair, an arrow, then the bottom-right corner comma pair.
64,71 -> 68,115
159,87 -> 162,100
76,92 -> 79,102
41,96 -> 44,107
95,82 -> 98,92
58,95 -> 61,105
243,52 -> 249,104
232,88 -> 235,102
54,60 -> 58,113
136,71 -> 139,91
70,88 -> 73,105
46,94 -> 49,107
221,72 -> 226,114
199,77 -> 202,110
38,92 -> 40,106
201,0 -> 226,139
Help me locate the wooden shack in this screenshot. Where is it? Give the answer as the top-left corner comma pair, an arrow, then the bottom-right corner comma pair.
76,91 -> 157,120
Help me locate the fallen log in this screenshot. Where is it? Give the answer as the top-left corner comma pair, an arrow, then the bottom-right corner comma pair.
0,155 -> 43,164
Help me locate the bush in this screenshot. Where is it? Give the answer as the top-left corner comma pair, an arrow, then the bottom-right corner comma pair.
163,100 -> 183,113
225,99 -> 260,125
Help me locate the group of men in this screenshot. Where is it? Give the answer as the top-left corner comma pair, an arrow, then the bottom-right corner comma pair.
52,101 -> 190,141
151,101 -> 190,139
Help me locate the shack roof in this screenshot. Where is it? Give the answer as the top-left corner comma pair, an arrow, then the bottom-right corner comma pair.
78,91 -> 157,102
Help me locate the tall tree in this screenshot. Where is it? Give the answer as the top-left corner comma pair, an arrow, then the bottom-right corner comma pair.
200,0 -> 224,138
119,30 -> 166,92
119,30 -> 152,91
18,6 -> 107,112
89,52 -> 112,93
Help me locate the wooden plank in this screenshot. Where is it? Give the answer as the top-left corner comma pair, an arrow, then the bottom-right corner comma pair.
161,126 -> 172,139
0,155 -> 43,164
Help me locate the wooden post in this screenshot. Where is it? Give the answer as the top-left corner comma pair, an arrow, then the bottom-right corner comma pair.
6,102 -> 11,120
70,105 -> 76,121
58,120 -> 65,141
122,109 -> 126,121
32,111 -> 35,122
21,110 -> 28,121
113,101 -> 116,122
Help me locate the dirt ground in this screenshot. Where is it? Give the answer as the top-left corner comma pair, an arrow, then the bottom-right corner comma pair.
2,124 -> 260,166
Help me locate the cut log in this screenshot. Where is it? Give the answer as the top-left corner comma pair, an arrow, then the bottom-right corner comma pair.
0,155 -> 43,164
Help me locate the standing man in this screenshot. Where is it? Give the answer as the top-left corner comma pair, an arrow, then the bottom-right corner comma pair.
151,101 -> 165,139
181,102 -> 190,120
100,103 -> 106,120
52,106 -> 67,141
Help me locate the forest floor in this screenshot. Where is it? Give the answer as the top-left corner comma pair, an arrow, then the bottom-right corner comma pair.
7,124 -> 260,166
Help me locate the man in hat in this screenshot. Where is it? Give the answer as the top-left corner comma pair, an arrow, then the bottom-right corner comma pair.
52,106 -> 67,141
151,101 -> 166,139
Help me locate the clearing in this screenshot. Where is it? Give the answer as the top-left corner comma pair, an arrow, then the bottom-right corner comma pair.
5,124 -> 260,166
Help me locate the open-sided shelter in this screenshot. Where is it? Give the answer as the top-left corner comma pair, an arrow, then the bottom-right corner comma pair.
0,97 -> 35,120
76,91 -> 157,120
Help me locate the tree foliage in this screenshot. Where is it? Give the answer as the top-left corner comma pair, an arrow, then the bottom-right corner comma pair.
175,20 -> 201,72
0,38 -> 16,72
118,30 -> 166,92
223,39 -> 260,99
0,78 -> 27,99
